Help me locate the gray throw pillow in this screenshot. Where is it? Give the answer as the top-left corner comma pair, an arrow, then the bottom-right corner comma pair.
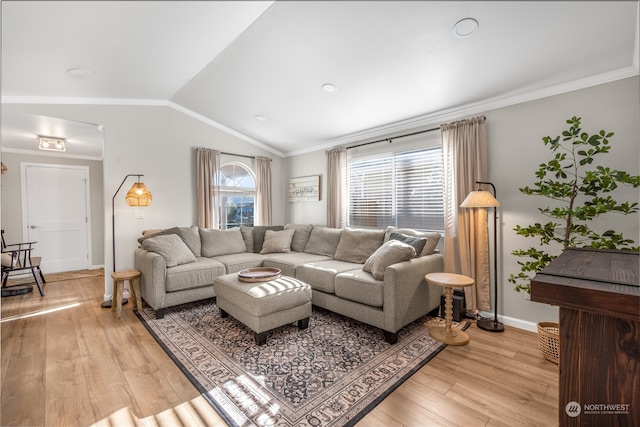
252,225 -> 285,253
389,232 -> 427,256
363,240 -> 416,280
240,226 -> 254,253
137,227 -> 183,245
260,229 -> 296,254
384,227 -> 441,256
141,234 -> 197,267
303,226 -> 343,257
199,227 -> 247,257
333,228 -> 385,264
284,224 -> 314,252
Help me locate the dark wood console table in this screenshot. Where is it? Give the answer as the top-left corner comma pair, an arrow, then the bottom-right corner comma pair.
531,248 -> 639,426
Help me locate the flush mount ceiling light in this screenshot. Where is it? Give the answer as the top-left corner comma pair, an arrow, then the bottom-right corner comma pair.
255,115 -> 267,122
38,136 -> 66,152
322,83 -> 338,94
67,68 -> 91,76
453,18 -> 478,38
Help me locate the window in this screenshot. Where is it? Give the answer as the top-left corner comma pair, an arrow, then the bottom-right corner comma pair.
216,162 -> 256,228
347,137 -> 444,232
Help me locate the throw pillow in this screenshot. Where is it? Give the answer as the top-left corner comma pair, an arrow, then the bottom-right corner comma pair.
260,229 -> 296,254
137,227 -> 183,245
333,228 -> 385,264
240,226 -> 254,253
363,240 -> 417,280
252,225 -> 285,253
303,226 -> 343,257
389,232 -> 427,256
199,228 -> 247,257
384,227 -> 441,256
284,224 -> 314,252
141,234 -> 197,267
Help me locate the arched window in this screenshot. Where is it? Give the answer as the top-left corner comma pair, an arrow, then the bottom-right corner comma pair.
217,162 -> 256,228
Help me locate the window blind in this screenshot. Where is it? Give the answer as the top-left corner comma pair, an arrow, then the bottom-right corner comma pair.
347,142 -> 444,232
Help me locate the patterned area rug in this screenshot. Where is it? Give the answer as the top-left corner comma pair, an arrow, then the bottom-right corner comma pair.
137,298 -> 467,427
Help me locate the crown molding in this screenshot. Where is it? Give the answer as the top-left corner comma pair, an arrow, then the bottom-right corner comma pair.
3,65 -> 638,159
2,147 -> 103,162
313,65 -> 640,155
166,102 -> 284,158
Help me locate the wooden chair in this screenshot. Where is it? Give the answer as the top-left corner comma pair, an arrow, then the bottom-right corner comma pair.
1,230 -> 46,296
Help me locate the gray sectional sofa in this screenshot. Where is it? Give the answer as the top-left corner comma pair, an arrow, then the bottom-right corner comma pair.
134,223 -> 444,343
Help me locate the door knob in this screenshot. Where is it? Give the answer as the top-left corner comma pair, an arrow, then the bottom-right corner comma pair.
30,225 -> 37,229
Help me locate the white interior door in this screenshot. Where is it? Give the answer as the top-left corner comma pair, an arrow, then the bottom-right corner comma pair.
21,163 -> 91,273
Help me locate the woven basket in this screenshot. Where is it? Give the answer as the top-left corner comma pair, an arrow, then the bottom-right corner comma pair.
537,322 -> 560,364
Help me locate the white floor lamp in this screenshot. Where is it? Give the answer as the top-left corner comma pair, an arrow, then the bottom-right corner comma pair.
460,181 -> 505,332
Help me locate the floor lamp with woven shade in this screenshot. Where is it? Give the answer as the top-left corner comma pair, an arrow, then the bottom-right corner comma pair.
101,174 -> 152,308
460,181 -> 505,332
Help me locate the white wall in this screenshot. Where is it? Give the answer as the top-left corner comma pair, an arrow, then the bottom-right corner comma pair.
286,76 -> 640,329
2,103 -> 286,300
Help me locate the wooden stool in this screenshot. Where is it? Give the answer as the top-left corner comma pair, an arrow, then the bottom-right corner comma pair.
111,270 -> 142,318
425,272 -> 474,345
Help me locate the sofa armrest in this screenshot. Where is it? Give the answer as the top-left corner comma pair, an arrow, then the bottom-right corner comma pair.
135,248 -> 167,311
382,253 -> 444,332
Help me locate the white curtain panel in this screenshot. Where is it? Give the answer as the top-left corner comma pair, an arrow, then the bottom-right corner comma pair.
325,147 -> 347,228
255,156 -> 272,226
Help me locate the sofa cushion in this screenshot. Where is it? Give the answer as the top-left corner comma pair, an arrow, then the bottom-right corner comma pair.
363,240 -> 416,280
335,270 -> 384,307
260,229 -> 296,254
303,226 -> 342,257
295,260 -> 363,294
262,252 -> 333,277
252,225 -> 284,253
200,227 -> 247,257
284,224 -> 314,252
240,226 -> 254,253
213,252 -> 266,274
333,228 -> 385,263
141,234 -> 197,267
388,232 -> 427,256
165,257 -> 225,292
179,225 -> 201,256
384,227 -> 441,256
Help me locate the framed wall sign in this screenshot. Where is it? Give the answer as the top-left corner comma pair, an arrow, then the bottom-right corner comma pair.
288,175 -> 320,202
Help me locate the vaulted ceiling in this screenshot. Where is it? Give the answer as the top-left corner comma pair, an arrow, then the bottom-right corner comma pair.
2,1 -> 638,158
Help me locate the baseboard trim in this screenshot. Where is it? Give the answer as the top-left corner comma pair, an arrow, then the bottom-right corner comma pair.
476,311 -> 538,333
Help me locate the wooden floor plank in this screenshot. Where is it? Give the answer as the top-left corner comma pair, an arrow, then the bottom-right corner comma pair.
1,273 -> 559,426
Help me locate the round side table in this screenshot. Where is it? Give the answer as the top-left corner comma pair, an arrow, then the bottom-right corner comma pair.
425,272 -> 474,345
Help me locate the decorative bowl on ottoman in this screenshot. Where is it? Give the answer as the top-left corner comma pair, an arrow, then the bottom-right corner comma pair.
238,267 -> 281,282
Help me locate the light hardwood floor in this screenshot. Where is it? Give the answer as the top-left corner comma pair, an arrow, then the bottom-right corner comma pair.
1,275 -> 558,427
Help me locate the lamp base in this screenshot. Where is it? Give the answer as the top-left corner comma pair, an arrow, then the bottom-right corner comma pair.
101,298 -> 128,308
477,318 -> 505,332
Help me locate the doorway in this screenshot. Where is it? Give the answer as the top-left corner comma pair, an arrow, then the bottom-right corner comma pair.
21,163 -> 91,273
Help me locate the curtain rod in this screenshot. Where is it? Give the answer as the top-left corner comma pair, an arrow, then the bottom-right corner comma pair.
346,126 -> 440,150
220,151 -> 272,161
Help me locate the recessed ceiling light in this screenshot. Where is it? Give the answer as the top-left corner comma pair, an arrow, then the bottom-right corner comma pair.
67,68 -> 91,76
255,115 -> 267,122
453,18 -> 478,38
322,83 -> 338,94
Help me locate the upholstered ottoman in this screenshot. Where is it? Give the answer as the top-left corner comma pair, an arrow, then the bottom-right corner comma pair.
213,274 -> 312,345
